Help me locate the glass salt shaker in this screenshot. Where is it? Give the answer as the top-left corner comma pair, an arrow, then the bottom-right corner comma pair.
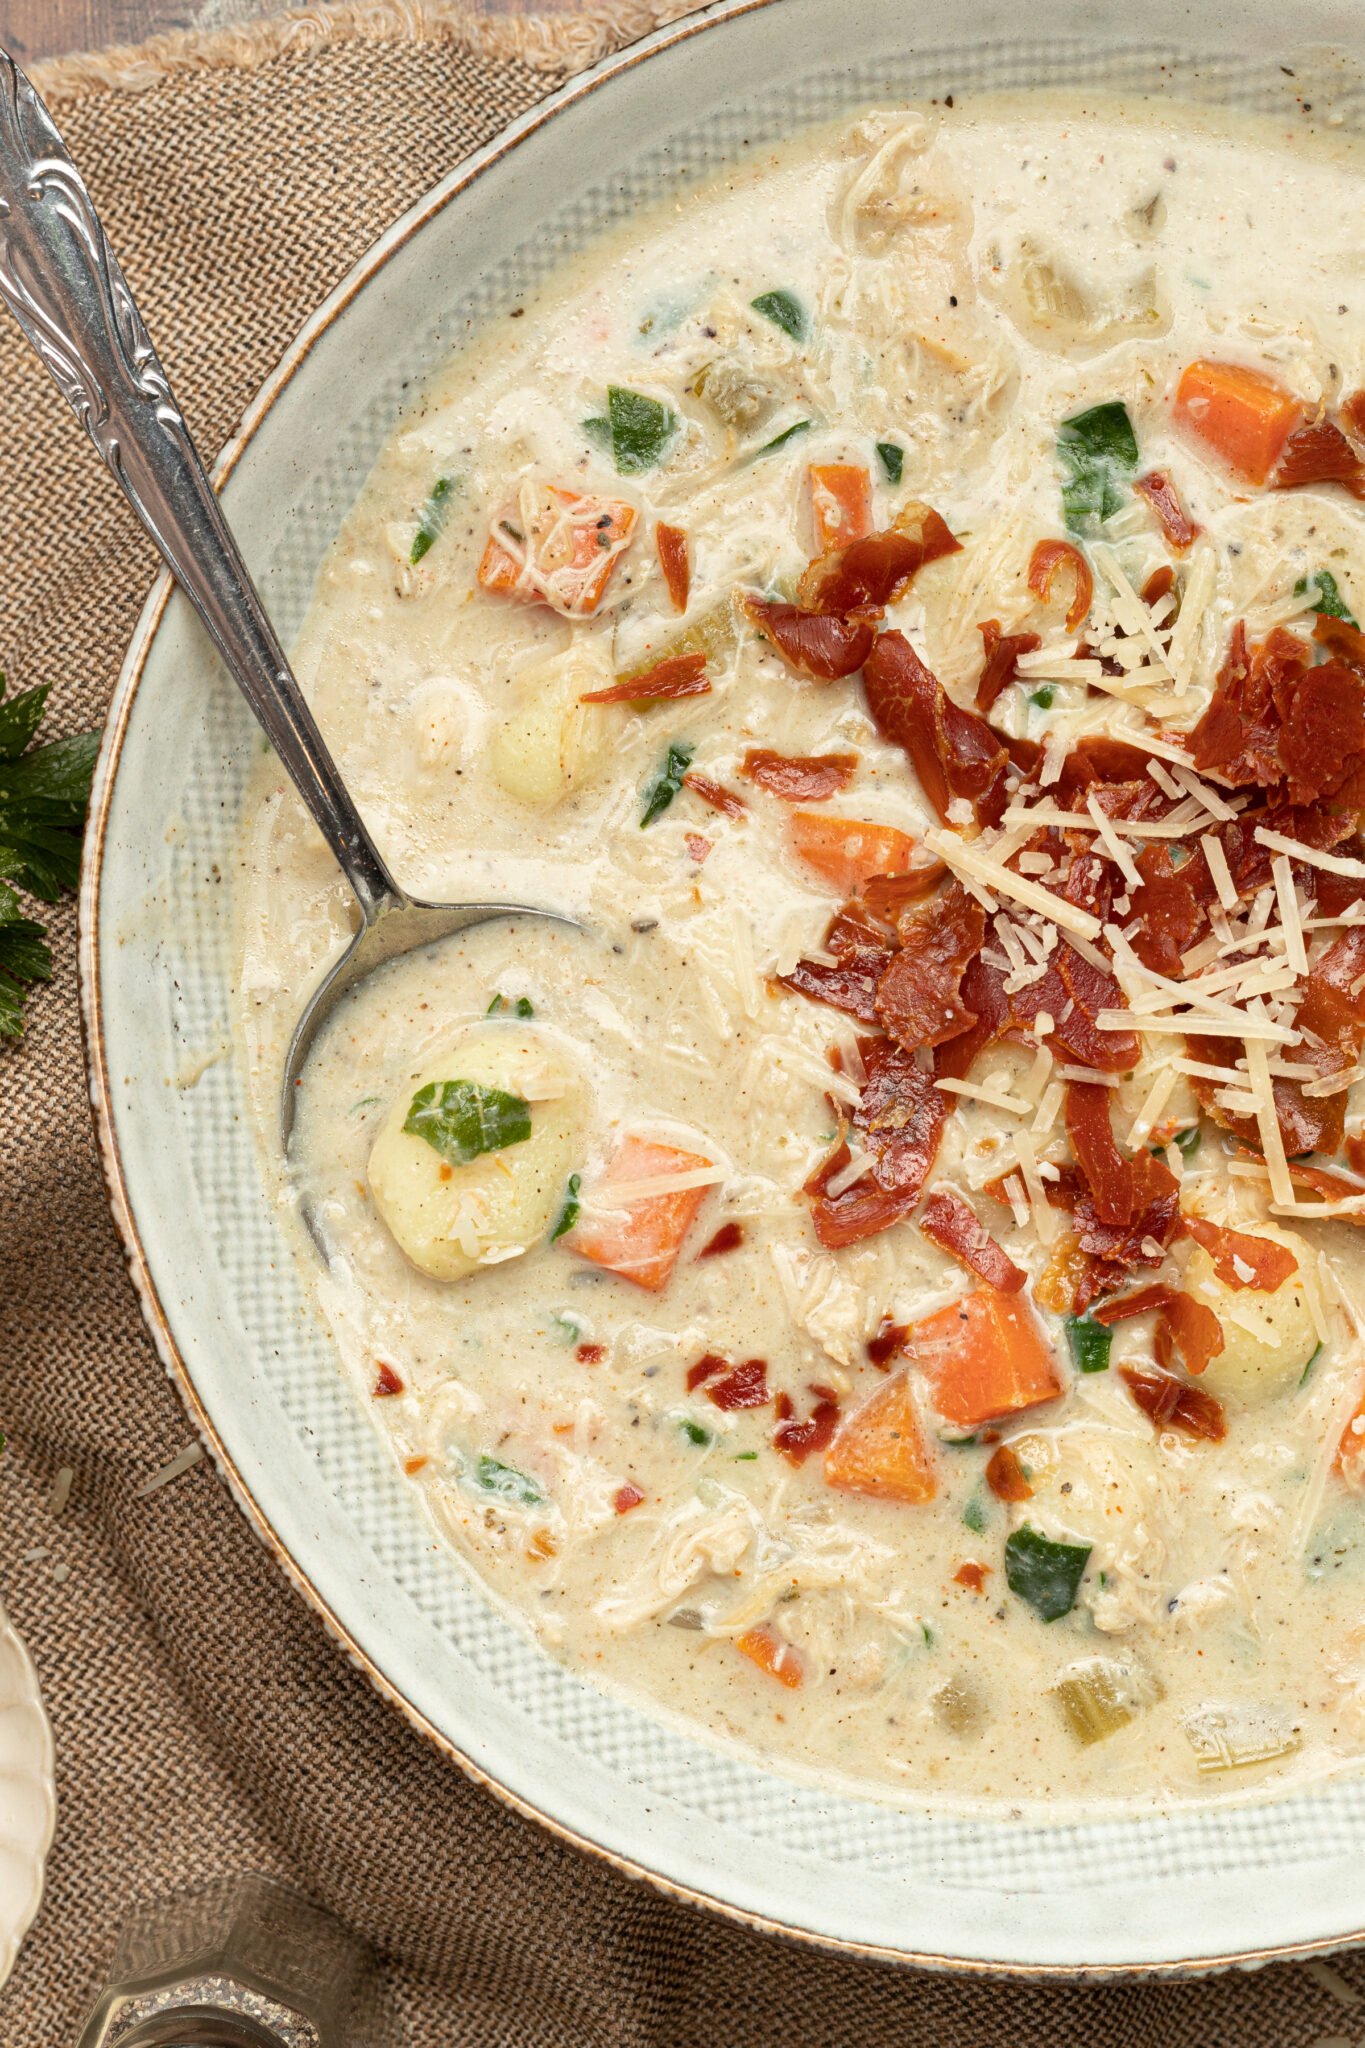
72,1874 -> 402,2048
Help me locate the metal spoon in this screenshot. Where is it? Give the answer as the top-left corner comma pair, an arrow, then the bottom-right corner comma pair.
0,49 -> 575,1144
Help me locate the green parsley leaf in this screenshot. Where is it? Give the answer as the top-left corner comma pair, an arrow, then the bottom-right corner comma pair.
1175,1125 -> 1202,1157
1005,1526 -> 1092,1622
1029,686 -> 1055,710
515,996 -> 534,1018
0,676 -> 96,1037
962,1494 -> 988,1534
593,385 -> 677,475
410,476 -> 454,564
679,1417 -> 712,1448
1056,401 -> 1140,534
751,289 -> 810,343
1295,569 -> 1358,626
640,740 -> 694,827
403,1080 -> 532,1166
732,1451 -> 759,1461
548,1312 -> 583,1346
550,1173 -> 582,1243
475,1454 -> 543,1507
748,419 -> 813,463
1066,1314 -> 1112,1375
876,440 -> 904,485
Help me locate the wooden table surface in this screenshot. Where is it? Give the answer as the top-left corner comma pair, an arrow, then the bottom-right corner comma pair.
3,0 -> 583,66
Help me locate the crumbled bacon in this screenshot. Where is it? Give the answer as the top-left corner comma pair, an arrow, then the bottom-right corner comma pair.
582,653 -> 710,703
804,1039 -> 947,1249
1134,471 -> 1201,551
1121,1366 -> 1226,1442
867,1318 -> 909,1368
1183,1214 -> 1298,1291
874,883 -> 985,1050
1028,538 -> 1094,630
373,1363 -> 403,1397
863,631 -> 1009,827
683,772 -> 746,818
576,1342 -> 606,1365
919,1187 -> 1025,1292
974,619 -> 1042,713
773,1386 -> 842,1463
687,1353 -> 770,1410
984,1443 -> 1033,1502
1189,622 -> 1287,789
743,596 -> 876,679
797,502 -> 960,617
742,749 -> 859,800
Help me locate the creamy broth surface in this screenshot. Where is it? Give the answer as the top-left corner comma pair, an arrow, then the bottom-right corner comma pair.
238,97 -> 1365,1810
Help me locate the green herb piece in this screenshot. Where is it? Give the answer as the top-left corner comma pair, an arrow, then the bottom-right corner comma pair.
640,740 -> 694,827
404,1080 -> 532,1166
549,1312 -> 583,1346
475,1454 -> 543,1507
550,1173 -> 582,1243
1175,1125 -> 1202,1157
487,993 -> 504,1014
679,1417 -> 712,1448
516,996 -> 534,1018
589,385 -> 677,475
1295,569 -> 1358,626
876,440 -> 904,485
749,419 -> 813,462
1066,1314 -> 1113,1375
941,1433 -> 980,1449
1029,686 -> 1055,710
0,675 -> 97,1039
751,289 -> 810,343
921,1623 -> 935,1647
1056,400 -> 1140,534
410,476 -> 454,564
733,1450 -> 759,1461
962,1494 -> 988,1534
1005,1526 -> 1092,1623
1300,1341 -> 1324,1388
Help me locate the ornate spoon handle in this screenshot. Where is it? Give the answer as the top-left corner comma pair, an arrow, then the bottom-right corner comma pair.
0,49 -> 399,922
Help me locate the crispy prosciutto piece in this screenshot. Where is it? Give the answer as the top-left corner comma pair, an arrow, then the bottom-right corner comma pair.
797,501 -> 960,616
1183,1215 -> 1298,1292
1127,843 -> 1210,977
918,1187 -> 1026,1292
743,595 -> 876,679
985,1443 -> 1033,1502
861,865 -> 949,920
1122,1366 -> 1226,1442
1189,622 -> 1283,789
874,883 -> 985,1051
1133,470 -> 1200,551
863,631 -> 1010,827
773,1386 -> 843,1464
686,1352 -> 770,1409
581,652 -> 710,702
1090,1283 -> 1224,1377
1190,620 -> 1365,804
1058,734 -> 1164,794
1188,1031 -> 1344,1161
934,944 -> 1137,1082
655,521 -> 690,611
1065,1082 -> 1181,1272
742,748 -> 859,800
1272,415 -> 1365,496
779,902 -> 896,1024
1027,539 -> 1093,630
804,1038 -> 947,1249
974,619 -> 1042,712
683,772 -> 746,818
1288,1159 -> 1365,1219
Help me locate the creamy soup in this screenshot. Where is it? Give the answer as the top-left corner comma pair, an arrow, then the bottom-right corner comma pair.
237,96 -> 1365,1811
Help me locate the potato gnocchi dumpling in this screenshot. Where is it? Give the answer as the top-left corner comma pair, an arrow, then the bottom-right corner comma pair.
488,642 -> 618,808
368,1026 -> 585,1281
1184,1226 -> 1316,1406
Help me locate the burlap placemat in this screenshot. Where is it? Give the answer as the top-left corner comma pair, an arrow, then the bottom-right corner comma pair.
1,4 -> 1361,2038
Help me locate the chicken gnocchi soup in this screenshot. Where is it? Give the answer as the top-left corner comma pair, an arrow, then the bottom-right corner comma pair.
240,94 -> 1365,1808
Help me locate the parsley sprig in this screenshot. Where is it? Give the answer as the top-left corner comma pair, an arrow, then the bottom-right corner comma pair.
0,674 -> 97,1038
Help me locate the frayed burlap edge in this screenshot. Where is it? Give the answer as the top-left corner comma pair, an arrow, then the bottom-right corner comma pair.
30,0 -> 706,101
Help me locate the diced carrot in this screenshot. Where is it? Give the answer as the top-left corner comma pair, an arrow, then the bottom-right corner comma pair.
911,1286 -> 1062,1431
1173,359 -> 1303,487
809,464 -> 873,553
789,810 -> 916,895
477,485 -> 638,616
823,1371 -> 937,1504
567,1136 -> 711,1292
1339,1385 -> 1365,1486
655,521 -> 691,612
735,1625 -> 805,1689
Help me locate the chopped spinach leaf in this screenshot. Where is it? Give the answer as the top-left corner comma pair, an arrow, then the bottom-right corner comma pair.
1066,1314 -> 1112,1375
679,1417 -> 712,1448
0,674 -> 97,1038
1300,1341 -> 1324,1388
549,1312 -> 583,1346
488,992 -> 536,1019
1295,569 -> 1358,626
1175,1125 -> 1202,1157
962,1494 -> 988,1534
475,1454 -> 543,1507
582,414 -> 613,452
876,440 -> 904,485
640,740 -> 694,827
516,996 -> 535,1018
751,289 -> 810,343
1005,1526 -> 1092,1623
1029,686 -> 1055,710
404,1080 -> 532,1166
748,418 -> 813,463
1056,400 -> 1139,534
410,475 -> 454,564
551,1173 -> 582,1243
589,385 -> 677,475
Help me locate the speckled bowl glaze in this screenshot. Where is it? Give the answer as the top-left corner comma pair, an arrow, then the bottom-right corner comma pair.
80,0 -> 1365,1974
0,1602 -> 55,1990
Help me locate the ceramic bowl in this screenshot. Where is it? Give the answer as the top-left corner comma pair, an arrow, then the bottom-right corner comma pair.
0,1603 -> 55,1990
81,0 -> 1365,1974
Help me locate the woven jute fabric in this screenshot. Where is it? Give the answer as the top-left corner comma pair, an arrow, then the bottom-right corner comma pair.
1,6 -> 1362,2039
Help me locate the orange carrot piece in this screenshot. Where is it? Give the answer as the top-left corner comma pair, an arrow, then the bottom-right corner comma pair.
656,521 -> 691,612
809,464 -> 873,553
1341,1389 -> 1365,1487
1173,359 -> 1302,487
789,810 -> 916,895
911,1286 -> 1062,1431
823,1371 -> 937,1504
567,1136 -> 711,1292
477,486 -> 638,616
735,1625 -> 805,1689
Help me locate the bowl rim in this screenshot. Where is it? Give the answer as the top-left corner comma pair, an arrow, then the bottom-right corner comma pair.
75,0 -> 1365,1979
